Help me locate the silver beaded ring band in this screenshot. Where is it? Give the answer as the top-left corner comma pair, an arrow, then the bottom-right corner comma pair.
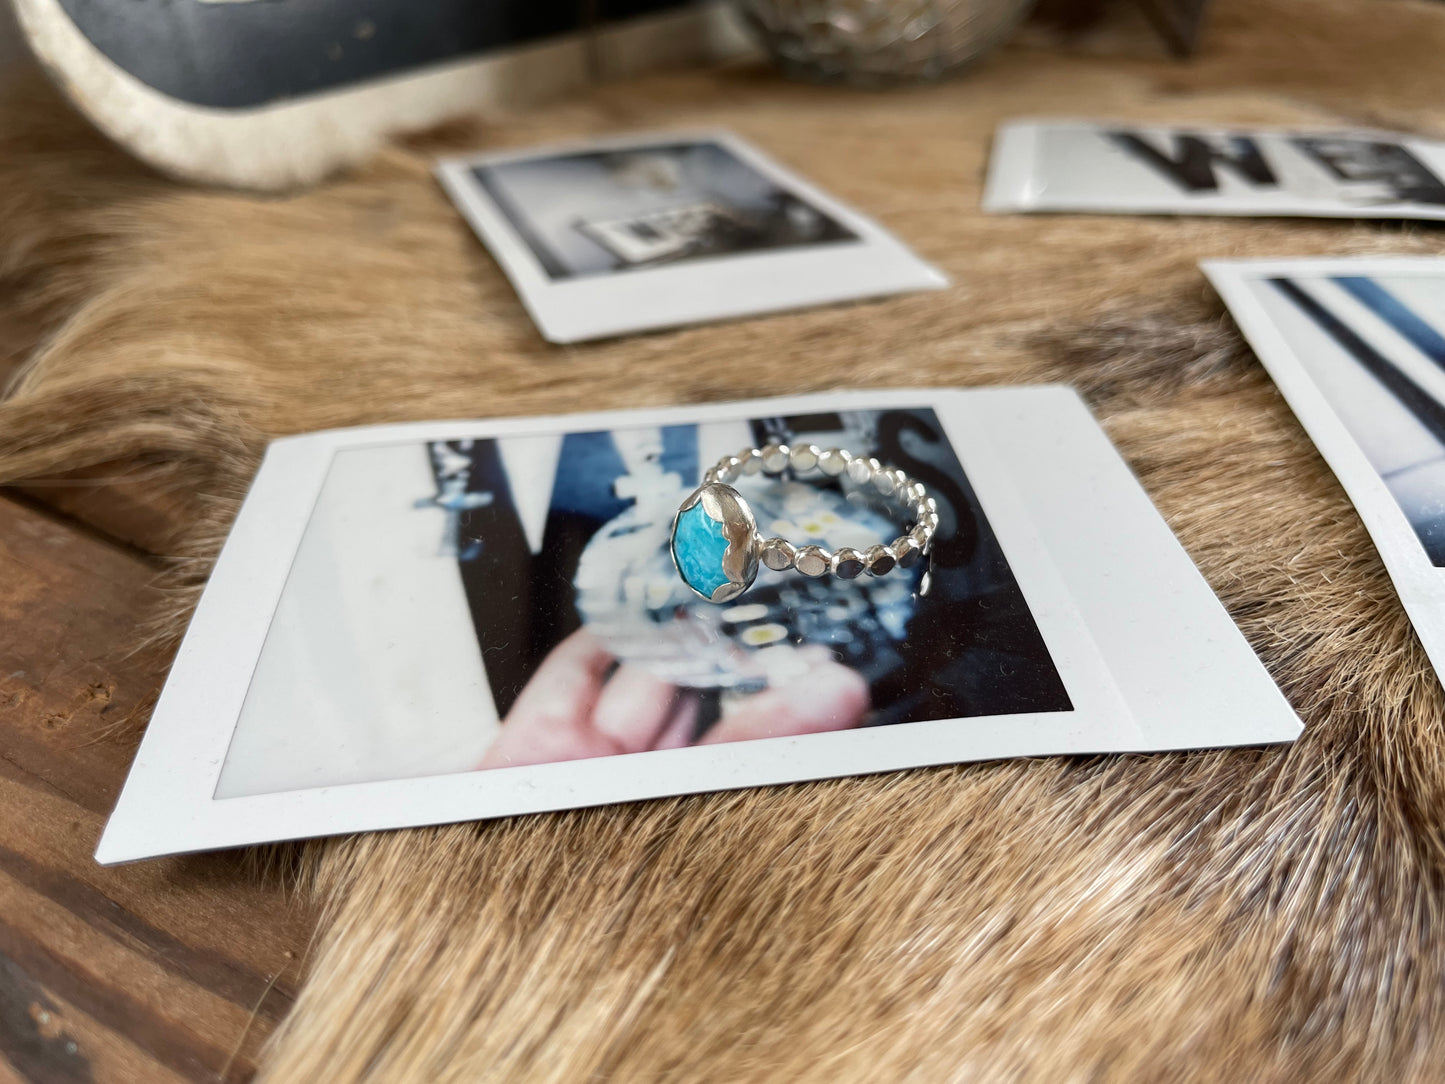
669,444 -> 938,604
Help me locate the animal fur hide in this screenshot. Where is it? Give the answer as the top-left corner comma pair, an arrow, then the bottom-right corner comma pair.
4,1 -> 1445,1079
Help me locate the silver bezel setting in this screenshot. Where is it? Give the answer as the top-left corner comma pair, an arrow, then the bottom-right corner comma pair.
670,482 -> 760,604
672,446 -> 935,603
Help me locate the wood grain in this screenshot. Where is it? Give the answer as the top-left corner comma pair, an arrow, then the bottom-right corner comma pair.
0,492 -> 313,1083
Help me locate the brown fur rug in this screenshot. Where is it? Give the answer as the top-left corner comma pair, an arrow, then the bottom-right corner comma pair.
6,1 -> 1445,1079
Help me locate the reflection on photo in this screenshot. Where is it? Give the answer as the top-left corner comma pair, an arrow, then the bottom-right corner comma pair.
472,141 -> 858,280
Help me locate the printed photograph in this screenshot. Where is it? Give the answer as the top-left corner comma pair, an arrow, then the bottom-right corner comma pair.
215,407 -> 1071,798
985,121 -> 1445,219
469,139 -> 859,279
1108,130 -> 1445,205
1244,272 -> 1445,564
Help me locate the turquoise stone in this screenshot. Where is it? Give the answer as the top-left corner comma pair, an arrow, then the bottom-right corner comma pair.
673,501 -> 732,597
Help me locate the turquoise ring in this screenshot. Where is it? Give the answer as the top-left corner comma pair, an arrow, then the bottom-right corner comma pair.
670,482 -> 760,604
670,444 -> 937,604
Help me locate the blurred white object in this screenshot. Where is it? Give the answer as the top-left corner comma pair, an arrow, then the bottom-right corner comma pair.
10,0 -> 749,191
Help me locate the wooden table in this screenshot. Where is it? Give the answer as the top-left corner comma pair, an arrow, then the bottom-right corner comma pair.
0,485 -> 313,1082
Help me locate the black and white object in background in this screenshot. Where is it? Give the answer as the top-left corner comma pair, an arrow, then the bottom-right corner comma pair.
1206,258 -> 1445,690
984,120 -> 1445,220
436,131 -> 948,342
14,0 -> 742,190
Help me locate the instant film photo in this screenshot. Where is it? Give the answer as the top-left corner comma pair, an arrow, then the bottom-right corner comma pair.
984,120 -> 1445,220
436,131 -> 947,342
1206,257 -> 1445,687
97,388 -> 1300,863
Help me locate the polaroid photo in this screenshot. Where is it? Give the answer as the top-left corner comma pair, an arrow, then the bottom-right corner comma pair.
96,387 -> 1300,864
984,120 -> 1445,220
1206,257 -> 1445,687
435,131 -> 947,342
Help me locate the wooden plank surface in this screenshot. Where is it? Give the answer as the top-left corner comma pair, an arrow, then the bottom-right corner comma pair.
0,492 -> 313,1083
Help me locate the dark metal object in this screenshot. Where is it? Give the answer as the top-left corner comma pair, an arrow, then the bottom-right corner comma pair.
1138,0 -> 1210,57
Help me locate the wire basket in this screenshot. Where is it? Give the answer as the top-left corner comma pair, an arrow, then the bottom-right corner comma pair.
736,0 -> 1034,85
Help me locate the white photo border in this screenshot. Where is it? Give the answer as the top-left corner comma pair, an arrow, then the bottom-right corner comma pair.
435,129 -> 948,343
96,388 -> 1300,864
1205,256 -> 1445,684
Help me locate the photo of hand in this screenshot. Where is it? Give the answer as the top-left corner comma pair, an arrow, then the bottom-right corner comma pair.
479,629 -> 869,769
445,406 -> 1071,773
